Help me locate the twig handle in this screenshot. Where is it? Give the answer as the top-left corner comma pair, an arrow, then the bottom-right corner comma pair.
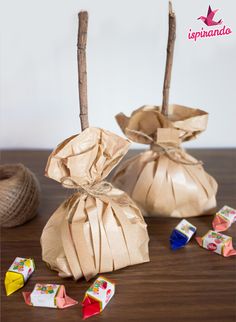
77,11 -> 89,131
161,1 -> 176,116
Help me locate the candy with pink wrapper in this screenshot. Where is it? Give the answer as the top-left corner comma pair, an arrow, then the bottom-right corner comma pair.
196,230 -> 236,257
212,206 -> 236,232
23,283 -> 78,309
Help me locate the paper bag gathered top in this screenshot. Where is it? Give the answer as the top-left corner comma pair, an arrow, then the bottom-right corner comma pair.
41,127 -> 149,280
112,3 -> 218,218
112,105 -> 218,217
41,12 -> 149,281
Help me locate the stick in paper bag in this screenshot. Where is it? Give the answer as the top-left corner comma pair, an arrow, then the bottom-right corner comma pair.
112,2 -> 218,218
40,10 -> 150,282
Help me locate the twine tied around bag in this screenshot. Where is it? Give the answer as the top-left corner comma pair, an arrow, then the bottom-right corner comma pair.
150,143 -> 202,166
61,176 -> 113,197
126,128 -> 202,166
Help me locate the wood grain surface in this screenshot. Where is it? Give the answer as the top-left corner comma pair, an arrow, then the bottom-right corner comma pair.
1,149 -> 236,322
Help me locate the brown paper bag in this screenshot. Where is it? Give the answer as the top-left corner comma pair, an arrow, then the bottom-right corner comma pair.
112,105 -> 218,218
41,127 -> 150,281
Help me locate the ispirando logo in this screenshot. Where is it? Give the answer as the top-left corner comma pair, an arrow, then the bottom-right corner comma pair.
188,5 -> 232,41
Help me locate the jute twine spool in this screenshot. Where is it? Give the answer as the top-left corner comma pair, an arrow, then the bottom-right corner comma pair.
0,164 -> 40,228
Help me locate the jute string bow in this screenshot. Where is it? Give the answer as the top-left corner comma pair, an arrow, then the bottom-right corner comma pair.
61,177 -> 113,197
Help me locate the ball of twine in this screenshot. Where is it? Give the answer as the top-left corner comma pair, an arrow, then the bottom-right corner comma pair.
0,163 -> 40,228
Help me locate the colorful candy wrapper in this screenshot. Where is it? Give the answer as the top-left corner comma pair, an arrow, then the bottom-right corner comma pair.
5,257 -> 35,296
196,230 -> 236,257
170,219 -> 196,250
23,283 -> 78,308
82,276 -> 115,319
212,205 -> 236,232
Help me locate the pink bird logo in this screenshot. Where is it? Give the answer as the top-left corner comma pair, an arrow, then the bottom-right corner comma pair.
198,5 -> 222,26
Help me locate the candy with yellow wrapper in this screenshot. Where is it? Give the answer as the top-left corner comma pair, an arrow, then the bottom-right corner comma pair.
5,257 -> 35,296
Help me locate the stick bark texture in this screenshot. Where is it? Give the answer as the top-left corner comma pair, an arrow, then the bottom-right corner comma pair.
162,1 -> 176,116
78,11 -> 89,130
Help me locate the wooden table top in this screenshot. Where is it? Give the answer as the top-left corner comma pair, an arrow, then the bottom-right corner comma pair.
1,149 -> 236,322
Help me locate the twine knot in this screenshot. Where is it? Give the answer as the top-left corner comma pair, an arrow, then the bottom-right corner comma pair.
126,128 -> 202,166
150,143 -> 202,166
61,176 -> 113,197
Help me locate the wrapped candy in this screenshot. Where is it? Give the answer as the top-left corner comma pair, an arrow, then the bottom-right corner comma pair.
112,3 -> 217,217
170,219 -> 196,250
113,107 -> 217,217
196,230 -> 236,257
82,276 -> 115,319
5,257 -> 35,296
41,128 -> 149,280
23,283 -> 77,308
212,205 -> 236,232
41,12 -> 149,281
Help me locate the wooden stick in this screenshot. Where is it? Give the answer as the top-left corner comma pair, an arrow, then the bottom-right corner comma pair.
77,11 -> 89,131
161,1 -> 176,116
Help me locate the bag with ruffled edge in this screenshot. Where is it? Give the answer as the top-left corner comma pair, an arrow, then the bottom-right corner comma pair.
41,12 -> 149,281
112,3 -> 218,218
112,105 -> 218,218
41,127 -> 150,281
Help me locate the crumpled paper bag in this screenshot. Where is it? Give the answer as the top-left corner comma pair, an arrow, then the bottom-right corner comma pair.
112,105 -> 218,218
41,127 -> 150,281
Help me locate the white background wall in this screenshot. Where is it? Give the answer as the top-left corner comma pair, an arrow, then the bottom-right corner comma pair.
1,0 -> 236,149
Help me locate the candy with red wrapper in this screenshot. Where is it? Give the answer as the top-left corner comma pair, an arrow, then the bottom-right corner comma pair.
212,205 -> 236,232
82,276 -> 115,319
196,230 -> 236,257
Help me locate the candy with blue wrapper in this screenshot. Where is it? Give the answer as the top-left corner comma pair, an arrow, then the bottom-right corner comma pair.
170,219 -> 196,250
